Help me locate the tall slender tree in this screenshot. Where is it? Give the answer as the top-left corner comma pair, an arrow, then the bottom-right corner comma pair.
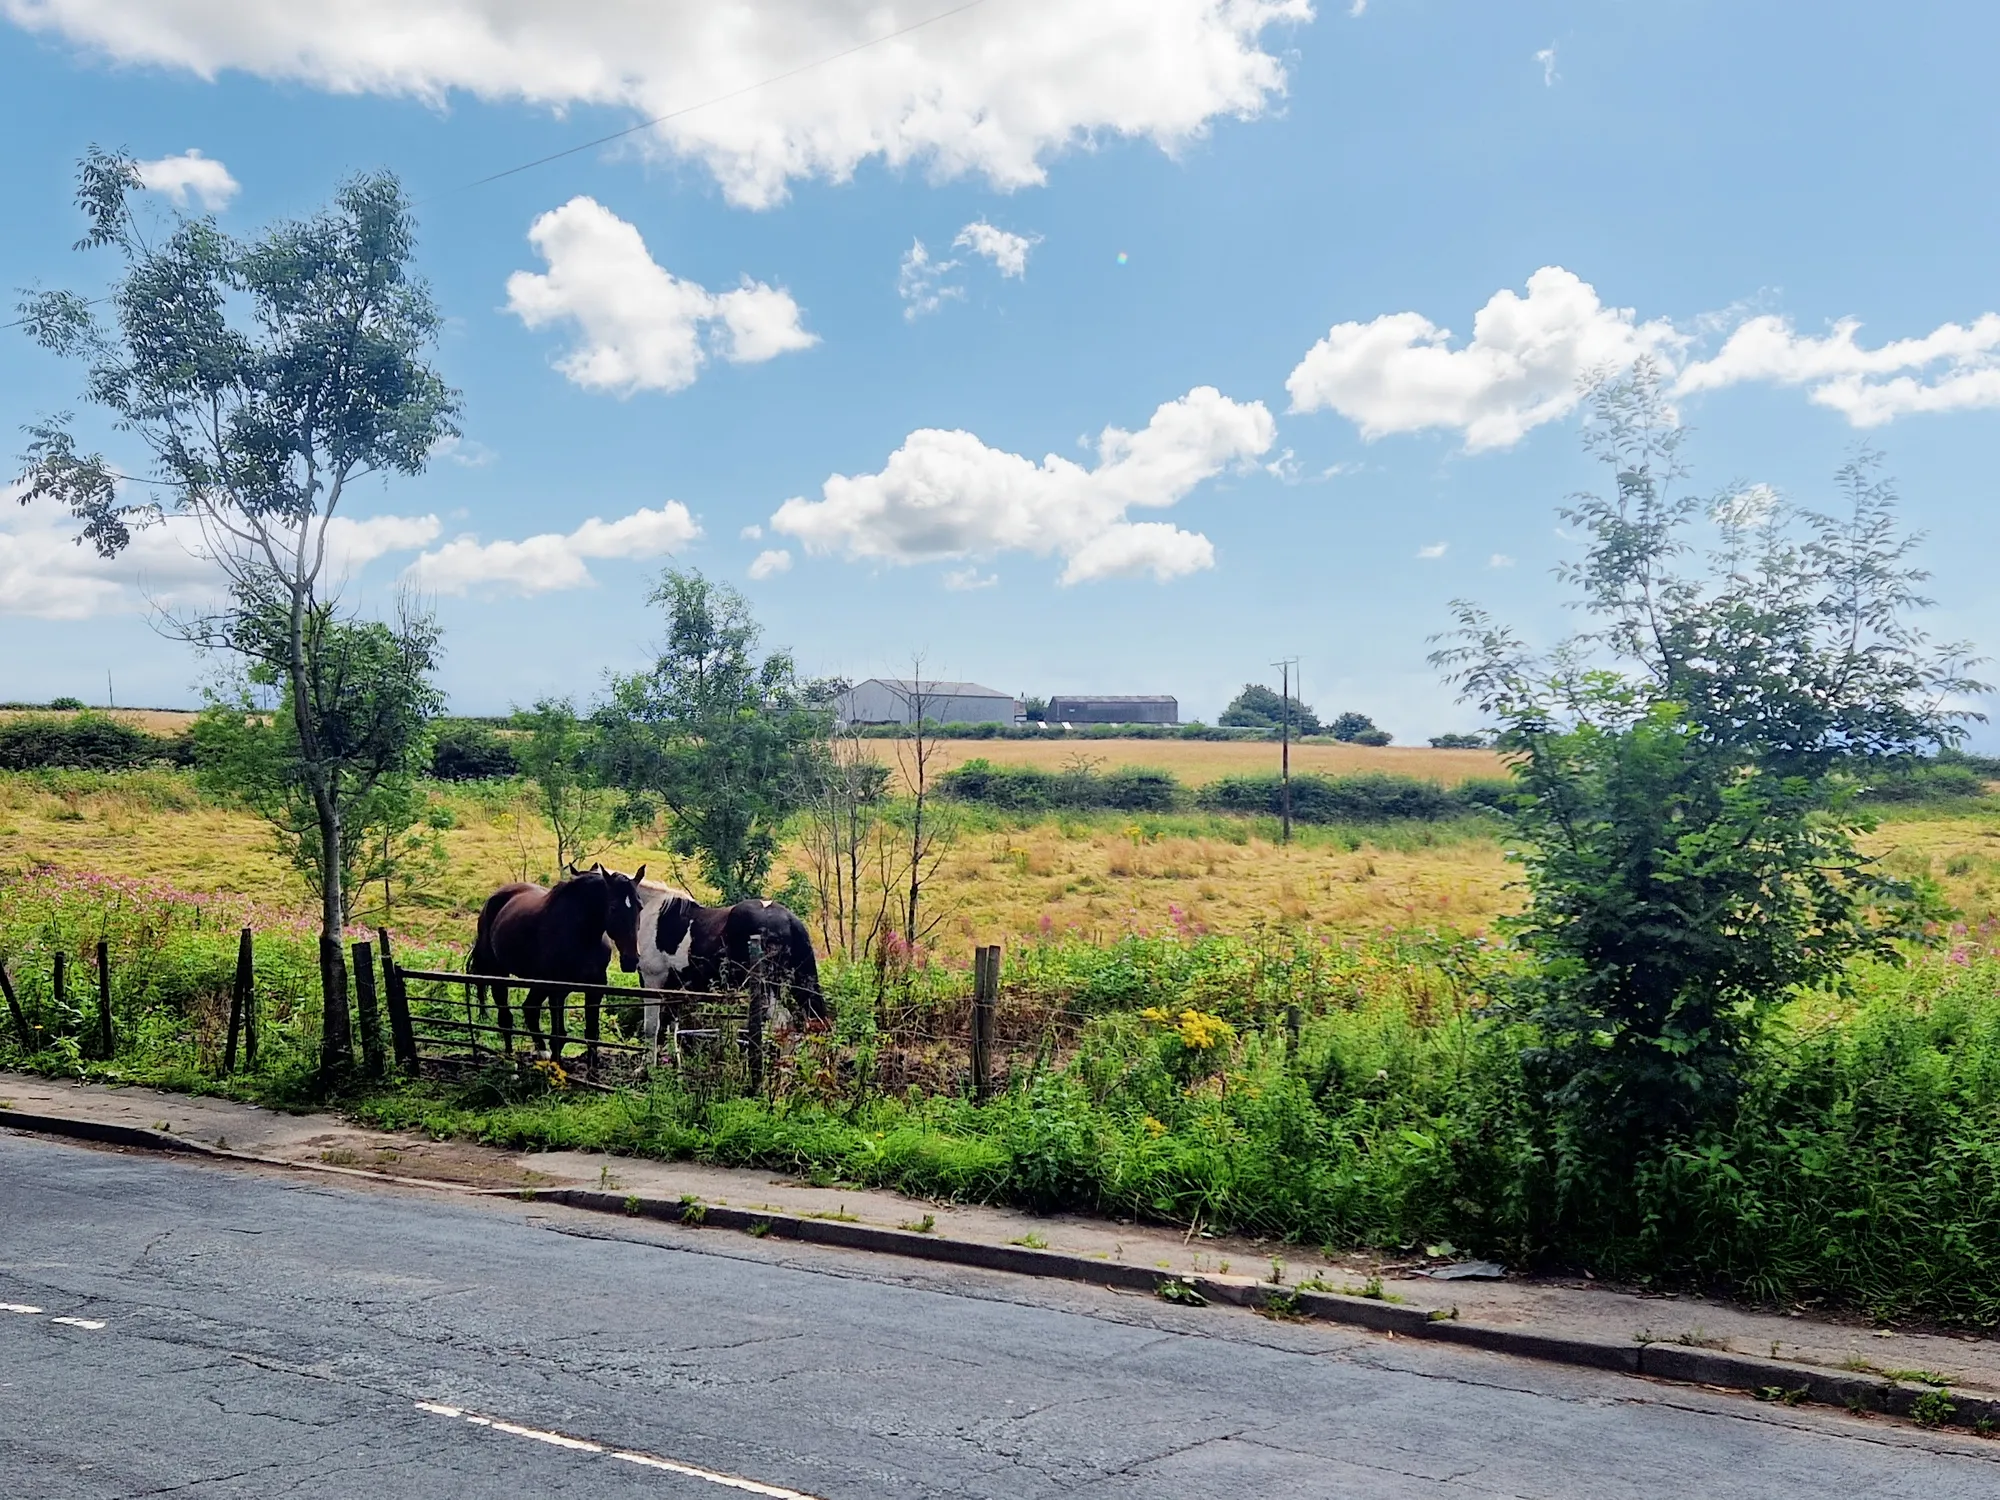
17,150 -> 459,1079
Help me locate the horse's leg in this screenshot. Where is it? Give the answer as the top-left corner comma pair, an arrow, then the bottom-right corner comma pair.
524,988 -> 545,1060
494,981 -> 515,1054
547,986 -> 568,1067
642,995 -> 660,1068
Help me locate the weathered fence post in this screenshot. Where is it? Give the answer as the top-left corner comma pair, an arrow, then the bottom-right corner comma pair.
223,928 -> 253,1074
1285,1003 -> 1301,1050
971,944 -> 999,1102
351,940 -> 383,1078
318,937 -> 353,1085
243,929 -> 259,1069
52,950 -> 67,1021
0,959 -> 30,1050
94,940 -> 114,1060
745,933 -> 766,1097
378,928 -> 417,1072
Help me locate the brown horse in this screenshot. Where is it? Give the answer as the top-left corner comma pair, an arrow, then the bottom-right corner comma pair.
469,863 -> 646,1063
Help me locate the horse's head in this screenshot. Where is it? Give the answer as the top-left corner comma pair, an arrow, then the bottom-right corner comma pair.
597,863 -> 646,972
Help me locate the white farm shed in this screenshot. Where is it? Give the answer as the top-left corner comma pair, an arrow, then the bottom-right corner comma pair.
838,678 -> 1019,726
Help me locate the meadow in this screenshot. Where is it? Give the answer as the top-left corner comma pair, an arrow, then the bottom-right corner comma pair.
10,759 -> 2000,1326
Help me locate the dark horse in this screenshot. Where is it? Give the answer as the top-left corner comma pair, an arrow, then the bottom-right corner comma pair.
636,893 -> 828,1054
470,864 -> 647,1062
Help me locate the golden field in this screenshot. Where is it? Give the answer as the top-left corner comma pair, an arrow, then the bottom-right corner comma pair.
860,736 -> 1509,788
4,770 -> 1998,959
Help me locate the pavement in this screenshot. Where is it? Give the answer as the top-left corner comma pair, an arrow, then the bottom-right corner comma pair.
7,1131 -> 2000,1498
6,1070 -> 2000,1424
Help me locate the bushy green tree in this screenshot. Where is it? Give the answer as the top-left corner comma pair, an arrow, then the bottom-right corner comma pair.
596,569 -> 832,900
1329,711 -> 1390,744
18,150 -> 457,1077
1220,683 -> 1321,736
512,697 -> 612,878
1434,364 -> 1981,1140
192,607 -> 445,931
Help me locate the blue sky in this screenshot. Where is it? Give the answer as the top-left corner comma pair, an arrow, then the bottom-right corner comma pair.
4,1 -> 1999,741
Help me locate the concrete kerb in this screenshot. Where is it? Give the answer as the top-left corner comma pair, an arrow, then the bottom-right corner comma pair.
4,1106 -> 1993,1435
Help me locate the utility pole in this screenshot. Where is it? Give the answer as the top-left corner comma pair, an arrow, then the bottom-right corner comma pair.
1271,656 -> 1298,844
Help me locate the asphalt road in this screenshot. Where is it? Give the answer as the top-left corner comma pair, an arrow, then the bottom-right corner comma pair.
4,1132 -> 1998,1499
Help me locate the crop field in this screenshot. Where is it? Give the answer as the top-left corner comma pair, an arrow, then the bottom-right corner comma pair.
860,736 -> 1509,788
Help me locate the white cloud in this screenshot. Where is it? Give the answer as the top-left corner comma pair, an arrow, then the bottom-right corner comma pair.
1286,267 -> 1683,450
6,1 -> 1314,210
505,197 -> 813,395
1675,313 -> 2000,427
739,523 -> 764,540
898,239 -> 963,320
1711,482 -> 1780,529
747,548 -> 792,580
1348,0 -> 1367,14
771,385 -> 1274,585
431,435 -> 495,468
1417,542 -> 1447,559
409,503 -> 699,595
0,490 -> 440,619
953,220 -> 1040,278
1487,552 -> 1514,568
943,566 -> 998,590
134,149 -> 239,208
1534,46 -> 1558,87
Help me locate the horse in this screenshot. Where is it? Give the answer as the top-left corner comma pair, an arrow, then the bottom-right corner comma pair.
635,889 -> 828,1061
468,863 -> 647,1064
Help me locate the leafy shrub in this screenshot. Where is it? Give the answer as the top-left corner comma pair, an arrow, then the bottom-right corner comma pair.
936,758 -> 1185,812
47,696 -> 88,711
1430,732 -> 1487,749
1220,684 -> 1321,736
430,722 -> 519,781
0,714 -> 177,771
1856,760 -> 1987,803
1349,728 -> 1393,746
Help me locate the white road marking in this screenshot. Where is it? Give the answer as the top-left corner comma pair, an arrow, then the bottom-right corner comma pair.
50,1316 -> 106,1329
415,1401 -> 826,1498
0,1303 -> 43,1314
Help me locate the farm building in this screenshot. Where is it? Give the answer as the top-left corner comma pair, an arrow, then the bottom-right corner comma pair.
838,678 -> 1020,726
1047,695 -> 1179,726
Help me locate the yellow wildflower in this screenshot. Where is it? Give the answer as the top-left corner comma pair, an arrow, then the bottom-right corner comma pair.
1143,1116 -> 1168,1137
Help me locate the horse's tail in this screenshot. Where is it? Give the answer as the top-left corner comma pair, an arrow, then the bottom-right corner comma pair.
784,911 -> 829,1025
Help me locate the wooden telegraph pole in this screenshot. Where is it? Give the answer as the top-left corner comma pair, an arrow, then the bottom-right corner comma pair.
1272,657 -> 1298,844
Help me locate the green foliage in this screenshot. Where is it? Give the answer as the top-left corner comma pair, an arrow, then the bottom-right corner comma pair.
937,757 -> 1183,813
1855,759 -> 1987,804
1221,683 -> 1321,736
596,569 -> 832,900
1197,772 -> 1465,823
429,722 -> 518,781
1430,733 -> 1489,749
1329,712 -> 1389,744
0,714 -> 182,771
512,698 -> 612,876
47,697 -> 88,712
191,608 -> 444,925
1435,365 -> 1983,1140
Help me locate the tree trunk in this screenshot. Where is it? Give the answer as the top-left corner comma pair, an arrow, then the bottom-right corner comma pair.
315,788 -> 353,1084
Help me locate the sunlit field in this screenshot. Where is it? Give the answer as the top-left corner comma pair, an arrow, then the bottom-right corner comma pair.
860,735 -> 1509,788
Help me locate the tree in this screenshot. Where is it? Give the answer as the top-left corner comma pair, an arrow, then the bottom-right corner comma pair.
795,721 -> 895,960
892,661 -> 960,951
1429,732 -> 1488,749
190,607 -> 445,931
596,569 -> 830,901
1433,364 -> 1981,1141
512,697 -> 612,878
18,151 -> 458,1080
1220,683 -> 1321,736
1329,711 -> 1390,744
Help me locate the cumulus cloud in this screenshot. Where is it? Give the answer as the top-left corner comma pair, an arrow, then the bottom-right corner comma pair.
771,385 -> 1274,585
134,148 -> 239,208
0,492 -> 440,619
1416,542 -> 1447,559
953,220 -> 1040,278
747,548 -> 792,580
1286,267 -> 1683,451
505,197 -> 814,394
409,503 -> 699,595
6,0 -> 1314,209
1487,552 -> 1514,568
1675,314 -> 2000,427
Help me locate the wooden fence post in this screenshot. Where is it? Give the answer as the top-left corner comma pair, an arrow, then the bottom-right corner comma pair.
378,928 -> 416,1072
971,944 -> 999,1102
351,940 -> 383,1078
223,928 -> 253,1074
745,933 -> 766,1097
94,940 -> 114,1060
0,960 -> 30,1050
243,929 -> 259,1069
52,950 -> 67,1022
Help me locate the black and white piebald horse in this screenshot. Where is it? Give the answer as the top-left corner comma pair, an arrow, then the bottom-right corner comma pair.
634,882 -> 828,1060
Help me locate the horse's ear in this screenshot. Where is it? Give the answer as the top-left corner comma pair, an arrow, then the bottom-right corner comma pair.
592,862 -> 605,875
633,864 -> 646,882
